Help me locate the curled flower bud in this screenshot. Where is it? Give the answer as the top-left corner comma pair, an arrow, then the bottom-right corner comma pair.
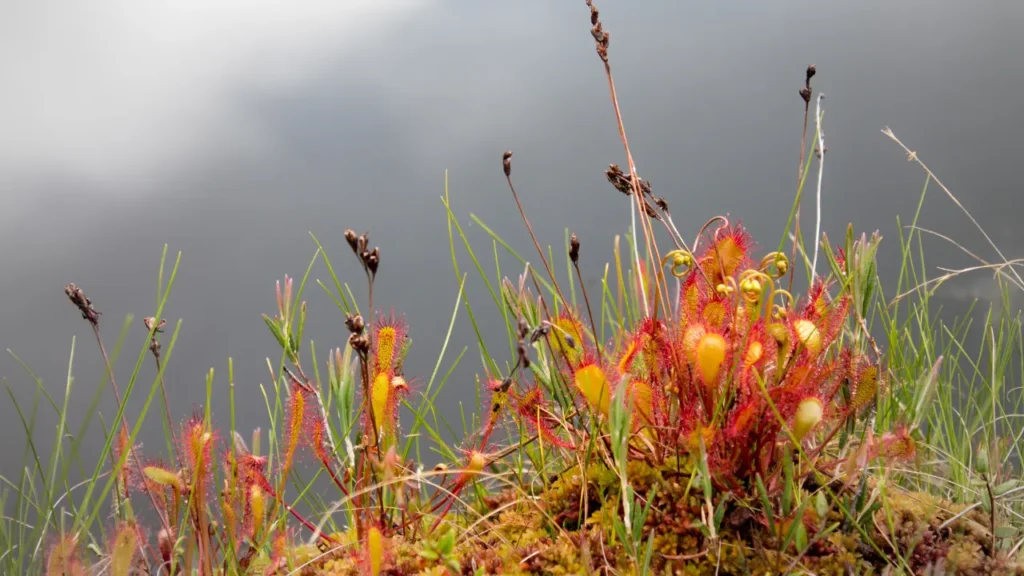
663,250 -> 694,278
775,255 -> 789,276
740,277 -> 762,299
759,252 -> 790,279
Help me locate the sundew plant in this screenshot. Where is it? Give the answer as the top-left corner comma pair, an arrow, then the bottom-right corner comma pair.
5,2 -> 1024,575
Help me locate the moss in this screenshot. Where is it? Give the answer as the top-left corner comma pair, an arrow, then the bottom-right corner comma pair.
283,463 -> 1024,575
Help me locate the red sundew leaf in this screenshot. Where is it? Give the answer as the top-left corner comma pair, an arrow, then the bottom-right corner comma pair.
617,330 -> 644,377
548,312 -> 585,367
373,308 -> 408,377
851,362 -> 880,412
679,273 -> 705,323
283,383 -> 308,473
697,222 -> 755,286
875,426 -> 916,461
46,534 -> 86,576
512,386 -> 574,449
617,317 -> 667,381
726,400 -> 761,440
178,410 -> 217,488
796,279 -> 851,357
700,298 -> 730,330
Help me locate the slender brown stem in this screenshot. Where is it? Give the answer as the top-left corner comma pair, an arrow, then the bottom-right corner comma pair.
152,354 -> 180,467
91,324 -> 172,536
573,261 -> 603,365
788,91 -> 812,294
364,272 -> 383,457
504,173 -> 569,310
600,61 -> 670,321
287,364 -> 345,472
263,483 -> 338,545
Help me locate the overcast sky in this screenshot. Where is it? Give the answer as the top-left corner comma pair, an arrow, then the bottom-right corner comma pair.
2,1 -> 1022,474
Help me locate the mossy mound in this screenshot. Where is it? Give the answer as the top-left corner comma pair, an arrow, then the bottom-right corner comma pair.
282,461 -> 1024,575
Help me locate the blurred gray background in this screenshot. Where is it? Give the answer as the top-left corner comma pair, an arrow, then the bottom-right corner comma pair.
2,1 -> 1022,476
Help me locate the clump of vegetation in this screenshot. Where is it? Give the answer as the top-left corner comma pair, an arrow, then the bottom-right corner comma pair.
4,2 -> 1024,575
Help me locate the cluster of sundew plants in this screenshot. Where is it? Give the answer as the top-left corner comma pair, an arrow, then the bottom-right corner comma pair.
9,1 -> 1024,575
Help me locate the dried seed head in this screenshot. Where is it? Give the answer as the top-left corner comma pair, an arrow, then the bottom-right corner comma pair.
642,199 -> 661,220
357,233 -> 369,256
143,316 -> 166,333
800,65 -> 816,104
638,176 -> 652,197
344,229 -> 359,253
529,324 -> 550,345
366,247 -> 380,276
655,197 -> 669,212
349,333 -> 370,355
502,150 -> 513,177
158,529 -> 173,567
586,1 -> 609,61
606,164 -> 631,195
569,233 -> 580,264
345,313 -> 365,334
517,318 -> 530,339
64,283 -> 101,326
518,343 -> 531,369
